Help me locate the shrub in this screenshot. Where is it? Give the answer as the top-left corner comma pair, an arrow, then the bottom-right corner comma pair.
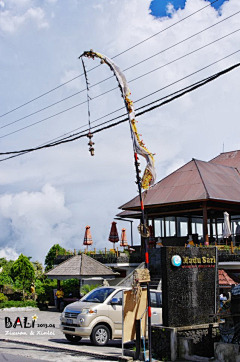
62,279 -> 80,297
0,293 -> 8,302
0,300 -> 37,309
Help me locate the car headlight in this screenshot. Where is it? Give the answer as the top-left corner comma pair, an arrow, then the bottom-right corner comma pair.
81,308 -> 97,315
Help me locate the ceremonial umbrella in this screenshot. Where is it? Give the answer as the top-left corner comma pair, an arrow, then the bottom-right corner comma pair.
223,211 -> 231,241
120,228 -> 128,248
83,225 -> 93,250
109,222 -> 119,249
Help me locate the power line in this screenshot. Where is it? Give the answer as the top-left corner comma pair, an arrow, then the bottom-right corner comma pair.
0,59 -> 239,159
44,48 -> 240,147
2,8 -> 239,131
0,0 -> 219,118
1,29 -> 239,140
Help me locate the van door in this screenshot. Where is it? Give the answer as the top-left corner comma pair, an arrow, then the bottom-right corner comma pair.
109,290 -> 123,338
150,291 -> 162,324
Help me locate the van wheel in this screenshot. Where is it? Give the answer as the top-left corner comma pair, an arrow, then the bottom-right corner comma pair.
91,325 -> 110,346
65,334 -> 82,343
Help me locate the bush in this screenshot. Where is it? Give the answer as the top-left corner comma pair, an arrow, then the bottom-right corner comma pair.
0,300 -> 37,309
0,293 -> 8,302
62,279 -> 80,297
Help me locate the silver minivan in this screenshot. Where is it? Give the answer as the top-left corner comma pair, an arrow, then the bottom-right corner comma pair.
60,286 -> 162,346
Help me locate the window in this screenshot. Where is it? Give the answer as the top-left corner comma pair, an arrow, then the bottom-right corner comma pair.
191,217 -> 203,237
82,288 -> 115,303
165,217 -> 176,237
150,292 -> 162,308
217,222 -> 223,237
112,290 -> 123,305
150,292 -> 158,308
177,217 -> 188,237
154,218 -> 164,237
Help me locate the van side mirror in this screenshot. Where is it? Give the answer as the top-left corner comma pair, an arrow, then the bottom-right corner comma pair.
110,298 -> 120,305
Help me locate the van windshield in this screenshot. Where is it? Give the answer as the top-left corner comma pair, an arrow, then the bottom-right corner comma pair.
81,288 -> 115,303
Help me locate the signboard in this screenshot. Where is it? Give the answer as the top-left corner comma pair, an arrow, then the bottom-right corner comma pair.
123,289 -> 147,343
161,247 -> 218,327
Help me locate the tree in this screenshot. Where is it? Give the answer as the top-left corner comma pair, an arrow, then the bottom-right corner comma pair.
44,244 -> 66,271
0,258 -> 14,291
32,261 -> 44,280
11,254 -> 35,299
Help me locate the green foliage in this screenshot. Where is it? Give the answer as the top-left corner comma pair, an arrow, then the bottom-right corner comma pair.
62,279 -> 79,296
35,278 -> 57,305
35,279 -> 45,295
123,249 -> 130,257
0,300 -> 37,309
0,293 -> 8,302
80,284 -> 100,296
0,271 -> 13,287
44,244 -> 66,271
32,261 -> 44,280
0,258 -> 14,288
11,254 -> 35,299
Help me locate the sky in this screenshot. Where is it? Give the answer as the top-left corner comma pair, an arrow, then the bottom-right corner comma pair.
150,0 -> 227,17
0,0 -> 239,264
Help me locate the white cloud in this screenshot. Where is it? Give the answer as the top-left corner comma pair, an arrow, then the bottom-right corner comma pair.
166,3 -> 175,16
0,6 -> 48,33
0,1 -> 5,8
8,0 -> 32,7
0,247 -> 19,261
60,69 -> 86,91
0,185 -> 72,261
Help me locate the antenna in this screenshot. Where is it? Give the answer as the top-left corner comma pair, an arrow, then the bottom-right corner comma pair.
223,142 -> 224,153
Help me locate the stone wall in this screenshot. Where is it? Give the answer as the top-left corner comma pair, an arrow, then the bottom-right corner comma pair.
177,324 -> 220,357
161,246 -> 218,327
151,323 -> 220,360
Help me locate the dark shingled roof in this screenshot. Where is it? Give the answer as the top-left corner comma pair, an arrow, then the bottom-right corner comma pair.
46,254 -> 116,280
119,152 -> 240,211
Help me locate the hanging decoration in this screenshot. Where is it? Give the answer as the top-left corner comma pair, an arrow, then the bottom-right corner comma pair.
131,272 -> 142,303
80,50 -> 156,190
81,58 -> 95,156
138,223 -> 150,238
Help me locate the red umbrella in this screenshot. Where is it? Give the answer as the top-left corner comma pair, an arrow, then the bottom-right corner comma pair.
120,228 -> 128,247
83,225 -> 93,250
149,225 -> 156,246
109,221 -> 119,249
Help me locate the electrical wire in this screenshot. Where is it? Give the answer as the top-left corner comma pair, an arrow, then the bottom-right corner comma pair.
0,59 -> 239,160
1,28 -> 239,140
2,8 -> 239,131
0,0 -> 219,118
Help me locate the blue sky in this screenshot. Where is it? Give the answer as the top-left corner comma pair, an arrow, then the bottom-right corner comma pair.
150,0 -> 228,17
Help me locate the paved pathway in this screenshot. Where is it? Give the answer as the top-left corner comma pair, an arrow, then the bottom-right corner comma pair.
0,307 -> 129,361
